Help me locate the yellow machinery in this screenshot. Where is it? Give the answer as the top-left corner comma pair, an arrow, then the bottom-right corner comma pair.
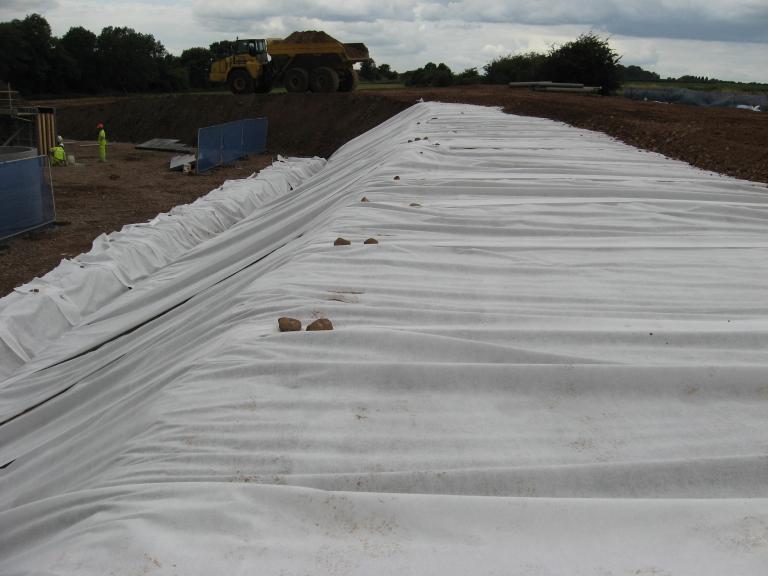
209,32 -> 370,94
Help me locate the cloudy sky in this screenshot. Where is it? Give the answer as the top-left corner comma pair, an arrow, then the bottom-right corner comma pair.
2,0 -> 767,81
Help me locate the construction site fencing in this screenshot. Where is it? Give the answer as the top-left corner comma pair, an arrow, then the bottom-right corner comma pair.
196,118 -> 268,173
0,155 -> 55,241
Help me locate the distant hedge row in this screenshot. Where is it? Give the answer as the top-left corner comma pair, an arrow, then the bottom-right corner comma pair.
401,33 -> 623,95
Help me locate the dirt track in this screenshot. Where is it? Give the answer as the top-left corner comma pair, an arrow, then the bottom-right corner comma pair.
2,86 -> 767,297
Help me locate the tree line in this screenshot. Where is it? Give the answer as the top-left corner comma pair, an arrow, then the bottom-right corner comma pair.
398,33 -> 624,95
338,34 -> 669,95
0,14 -> 212,95
1,15 -> 686,97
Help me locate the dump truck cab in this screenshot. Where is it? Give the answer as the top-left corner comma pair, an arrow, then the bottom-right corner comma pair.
209,38 -> 272,94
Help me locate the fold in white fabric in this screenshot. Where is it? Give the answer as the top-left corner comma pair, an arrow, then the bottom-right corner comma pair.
0,156 -> 326,378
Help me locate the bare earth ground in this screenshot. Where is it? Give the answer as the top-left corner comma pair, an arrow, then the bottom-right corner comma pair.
0,143 -> 272,296
2,85 -> 766,296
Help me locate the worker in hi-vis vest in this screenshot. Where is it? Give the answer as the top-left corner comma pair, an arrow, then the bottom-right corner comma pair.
97,123 -> 107,162
50,135 -> 67,166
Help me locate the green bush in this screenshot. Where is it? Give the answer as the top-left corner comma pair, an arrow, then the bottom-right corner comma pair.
545,33 -> 622,94
455,67 -> 483,85
402,62 -> 454,87
484,52 -> 547,84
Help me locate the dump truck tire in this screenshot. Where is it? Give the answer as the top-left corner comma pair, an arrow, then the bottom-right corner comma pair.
310,67 -> 340,93
338,70 -> 359,92
228,70 -> 253,94
285,68 -> 309,93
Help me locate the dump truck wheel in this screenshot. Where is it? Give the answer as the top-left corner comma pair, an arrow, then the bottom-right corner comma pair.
310,67 -> 340,93
338,70 -> 359,92
284,68 -> 309,93
228,70 -> 253,94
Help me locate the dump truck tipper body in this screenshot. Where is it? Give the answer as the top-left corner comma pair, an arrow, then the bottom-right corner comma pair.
209,32 -> 370,94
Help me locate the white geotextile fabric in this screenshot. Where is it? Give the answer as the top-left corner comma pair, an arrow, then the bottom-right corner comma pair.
1,102 -> 768,574
0,155 -> 326,379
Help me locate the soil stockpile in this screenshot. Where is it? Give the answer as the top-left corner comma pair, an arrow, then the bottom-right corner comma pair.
281,31 -> 338,43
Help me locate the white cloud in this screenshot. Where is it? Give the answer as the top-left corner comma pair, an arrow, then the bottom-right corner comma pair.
0,0 -> 51,10
193,0 -> 768,43
614,36 -> 768,81
481,44 -> 512,57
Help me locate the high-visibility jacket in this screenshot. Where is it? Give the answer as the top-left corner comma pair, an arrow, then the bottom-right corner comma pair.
98,129 -> 107,161
51,145 -> 66,165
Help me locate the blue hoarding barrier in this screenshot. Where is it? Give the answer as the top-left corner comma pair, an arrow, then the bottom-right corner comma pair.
196,118 -> 268,173
0,155 -> 55,241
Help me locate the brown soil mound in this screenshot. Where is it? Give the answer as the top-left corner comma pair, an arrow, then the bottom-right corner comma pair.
281,31 -> 338,44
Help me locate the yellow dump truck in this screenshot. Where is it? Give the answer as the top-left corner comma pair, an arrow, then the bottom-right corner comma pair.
209,31 -> 370,94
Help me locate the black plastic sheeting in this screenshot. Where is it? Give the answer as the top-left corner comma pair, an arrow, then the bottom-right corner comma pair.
624,87 -> 765,110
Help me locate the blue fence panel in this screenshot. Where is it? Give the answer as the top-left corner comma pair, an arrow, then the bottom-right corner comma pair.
0,155 -> 55,241
196,118 -> 268,173
221,121 -> 243,166
243,118 -> 268,156
196,124 -> 223,173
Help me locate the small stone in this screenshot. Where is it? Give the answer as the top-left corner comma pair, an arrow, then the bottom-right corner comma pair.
334,237 -> 351,246
409,202 -> 421,207
278,317 -> 302,332
394,175 -> 400,180
363,238 -> 378,244
307,318 -> 333,331
414,137 -> 421,141
360,197 -> 369,202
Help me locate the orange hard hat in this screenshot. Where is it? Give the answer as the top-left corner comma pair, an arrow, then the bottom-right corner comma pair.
97,123 -> 104,129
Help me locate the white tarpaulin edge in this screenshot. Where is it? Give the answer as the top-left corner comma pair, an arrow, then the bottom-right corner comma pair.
0,155 -> 326,379
1,103 -> 767,574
